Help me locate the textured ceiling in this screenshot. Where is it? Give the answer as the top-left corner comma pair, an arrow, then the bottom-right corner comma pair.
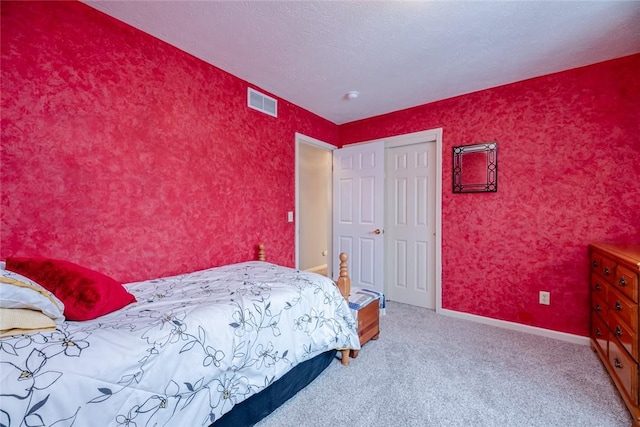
83,1 -> 640,125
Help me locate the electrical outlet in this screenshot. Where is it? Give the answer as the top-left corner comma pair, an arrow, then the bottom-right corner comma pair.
539,291 -> 550,305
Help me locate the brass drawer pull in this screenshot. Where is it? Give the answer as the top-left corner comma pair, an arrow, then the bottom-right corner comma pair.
614,358 -> 623,369
595,328 -> 601,336
595,304 -> 601,312
595,283 -> 601,291
619,277 -> 627,287
592,261 -> 599,268
615,301 -> 622,311
604,267 -> 610,276
616,326 -> 623,337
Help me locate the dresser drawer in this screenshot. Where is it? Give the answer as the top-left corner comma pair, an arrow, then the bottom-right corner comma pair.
591,310 -> 609,356
599,256 -> 617,283
592,250 -> 616,282
609,338 -> 639,405
591,251 -> 603,271
591,291 -> 607,318
615,264 -> 639,303
610,311 -> 638,361
591,273 -> 608,300
608,287 -> 638,334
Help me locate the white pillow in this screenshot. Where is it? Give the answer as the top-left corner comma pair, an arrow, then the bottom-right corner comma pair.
0,268 -> 65,323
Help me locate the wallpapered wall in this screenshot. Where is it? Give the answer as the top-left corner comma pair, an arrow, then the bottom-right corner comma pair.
1,1 -> 338,283
340,54 -> 640,336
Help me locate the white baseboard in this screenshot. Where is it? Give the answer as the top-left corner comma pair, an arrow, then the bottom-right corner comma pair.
305,264 -> 327,273
437,308 -> 590,346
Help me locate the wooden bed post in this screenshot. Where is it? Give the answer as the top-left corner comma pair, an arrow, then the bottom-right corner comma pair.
257,243 -> 266,261
335,252 -> 351,301
335,252 -> 352,366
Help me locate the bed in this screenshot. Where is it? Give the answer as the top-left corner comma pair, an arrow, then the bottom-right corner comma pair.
0,244 -> 360,426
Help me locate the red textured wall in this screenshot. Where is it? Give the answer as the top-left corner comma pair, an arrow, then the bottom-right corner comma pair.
1,1 -> 338,282
340,54 -> 640,336
2,1 -> 639,337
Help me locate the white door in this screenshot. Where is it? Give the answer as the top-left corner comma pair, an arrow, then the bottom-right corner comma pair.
385,142 -> 436,308
332,141 -> 385,293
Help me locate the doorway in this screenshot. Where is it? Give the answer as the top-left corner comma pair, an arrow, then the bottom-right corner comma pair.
295,133 -> 334,276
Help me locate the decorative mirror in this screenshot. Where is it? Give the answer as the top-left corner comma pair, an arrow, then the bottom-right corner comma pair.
452,142 -> 497,193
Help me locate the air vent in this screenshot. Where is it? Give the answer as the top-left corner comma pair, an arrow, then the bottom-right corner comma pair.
248,88 -> 277,118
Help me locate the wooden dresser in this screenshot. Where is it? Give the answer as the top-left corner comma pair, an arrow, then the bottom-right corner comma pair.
590,243 -> 640,426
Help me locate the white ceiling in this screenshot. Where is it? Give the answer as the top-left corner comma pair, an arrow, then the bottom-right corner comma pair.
83,1 -> 640,125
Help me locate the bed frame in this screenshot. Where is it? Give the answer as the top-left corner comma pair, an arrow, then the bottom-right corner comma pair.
211,244 -> 354,426
1,243 -> 355,427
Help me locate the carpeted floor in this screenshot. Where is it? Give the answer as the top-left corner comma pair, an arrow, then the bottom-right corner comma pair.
256,301 -> 631,427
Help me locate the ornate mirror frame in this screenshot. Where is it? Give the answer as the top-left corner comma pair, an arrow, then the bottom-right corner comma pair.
452,142 -> 498,193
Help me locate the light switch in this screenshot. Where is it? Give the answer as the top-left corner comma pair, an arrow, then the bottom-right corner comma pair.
287,211 -> 294,222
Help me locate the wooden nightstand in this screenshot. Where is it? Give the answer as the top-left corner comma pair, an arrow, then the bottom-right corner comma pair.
349,293 -> 381,359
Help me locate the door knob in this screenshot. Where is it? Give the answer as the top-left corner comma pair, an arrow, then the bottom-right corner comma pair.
371,228 -> 382,235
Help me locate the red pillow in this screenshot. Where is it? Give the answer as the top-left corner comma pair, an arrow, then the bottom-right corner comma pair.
5,257 -> 136,321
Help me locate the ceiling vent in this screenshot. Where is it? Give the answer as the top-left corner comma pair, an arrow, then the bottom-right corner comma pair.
248,88 -> 277,118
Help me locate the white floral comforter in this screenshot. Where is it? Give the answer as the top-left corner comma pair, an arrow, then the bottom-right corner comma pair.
0,261 -> 360,426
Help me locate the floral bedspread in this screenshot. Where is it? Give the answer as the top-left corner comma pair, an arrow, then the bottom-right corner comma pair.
0,261 -> 360,426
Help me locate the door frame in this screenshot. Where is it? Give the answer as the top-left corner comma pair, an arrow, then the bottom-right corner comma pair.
353,128 -> 443,312
294,132 -> 336,275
